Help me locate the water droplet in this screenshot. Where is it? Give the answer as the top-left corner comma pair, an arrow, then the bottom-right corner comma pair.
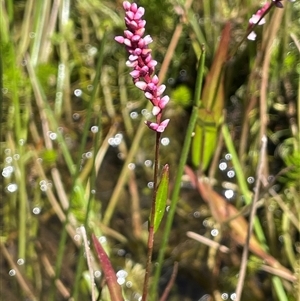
108,138 -> 114,146
211,229 -> 219,237
87,85 -> 93,91
5,157 -> 12,164
19,139 -> 25,146
99,236 -> 107,244
94,270 -> 101,278
117,278 -> 125,285
29,32 -> 36,38
221,293 -> 229,300
224,189 -> 234,199
117,152 -> 125,160
225,153 -> 232,160
21,60 -> 27,66
193,211 -> 200,218
247,176 -> 255,184
32,207 -> 41,215
2,88 -> 8,94
7,183 -> 18,193
147,181 -> 154,189
74,89 -> 82,97
47,182 -> 53,189
17,258 -> 25,265
4,149 -> 11,155
230,293 -> 236,300
227,170 -> 235,178
161,137 -> 170,146
49,132 -> 57,140
130,112 -> 138,119
40,184 -> 47,192
144,160 -> 152,167
88,47 -> 97,56
117,249 -> 126,256
39,180 -> 46,186
13,154 -> 20,160
126,281 -> 132,288
90,189 -> 96,195
9,269 -> 16,276
219,161 -> 227,171
116,270 -> 128,278
86,152 -> 93,159
2,166 -> 14,178
141,109 -> 151,118
128,163 -> 135,170
91,126 -> 98,133
114,137 -> 122,145
166,205 -> 170,212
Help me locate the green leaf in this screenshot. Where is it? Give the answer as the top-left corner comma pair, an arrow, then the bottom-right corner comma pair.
153,164 -> 169,233
191,23 -> 231,170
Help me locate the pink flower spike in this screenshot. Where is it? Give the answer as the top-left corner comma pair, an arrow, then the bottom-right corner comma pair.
130,2 -> 138,13
249,14 -> 266,25
123,38 -> 132,47
152,106 -> 161,116
126,60 -> 138,68
145,119 -> 170,132
157,119 -> 170,132
158,95 -> 170,109
134,7 -> 145,19
147,60 -> 157,68
157,84 -> 166,96
247,31 -> 257,41
129,54 -> 138,61
123,1 -> 131,10
135,28 -> 145,36
135,81 -> 147,90
115,36 -> 125,43
143,35 -> 153,45
126,11 -> 135,20
145,92 -> 153,99
130,70 -> 141,79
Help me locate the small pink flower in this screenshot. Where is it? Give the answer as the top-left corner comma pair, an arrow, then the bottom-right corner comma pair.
145,119 -> 170,133
247,1 -> 286,41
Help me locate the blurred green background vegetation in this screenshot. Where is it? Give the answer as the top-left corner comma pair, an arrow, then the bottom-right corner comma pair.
0,0 -> 299,300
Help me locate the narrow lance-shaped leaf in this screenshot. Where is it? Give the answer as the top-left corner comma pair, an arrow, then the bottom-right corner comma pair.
92,234 -> 124,301
152,164 -> 169,233
192,22 -> 231,170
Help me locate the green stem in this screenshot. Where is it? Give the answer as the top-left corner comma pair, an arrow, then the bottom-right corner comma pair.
142,132 -> 161,301
221,124 -> 268,248
150,46 -> 206,301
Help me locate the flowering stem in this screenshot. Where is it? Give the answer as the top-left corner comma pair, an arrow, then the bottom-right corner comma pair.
228,1 -> 275,60
150,46 -> 206,300
142,132 -> 161,301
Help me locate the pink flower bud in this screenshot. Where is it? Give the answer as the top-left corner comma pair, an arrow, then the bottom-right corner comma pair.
115,36 -> 125,43
123,1 -> 131,11
135,81 -> 147,90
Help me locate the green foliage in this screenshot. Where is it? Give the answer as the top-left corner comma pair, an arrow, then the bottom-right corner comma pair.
171,85 -> 192,108
152,164 -> 169,233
